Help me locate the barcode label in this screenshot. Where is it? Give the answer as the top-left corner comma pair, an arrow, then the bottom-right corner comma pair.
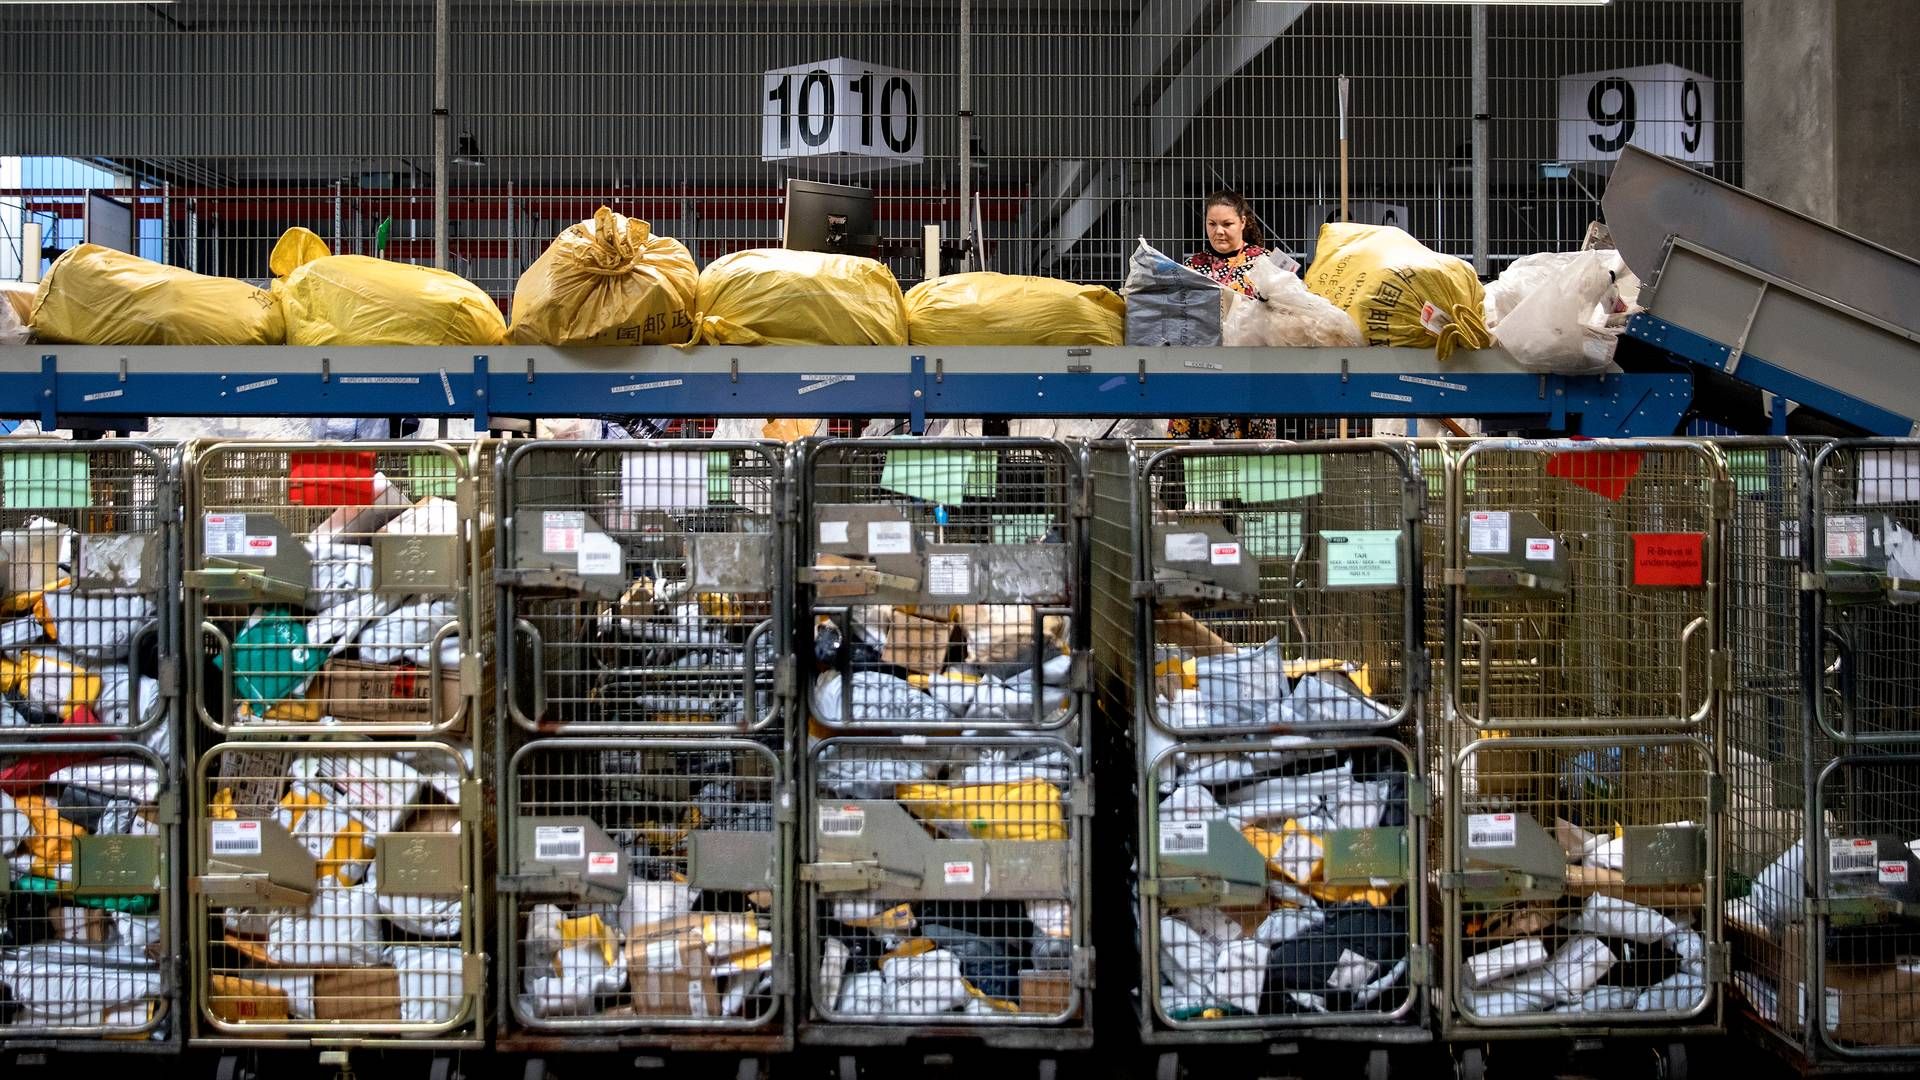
1159,820 -> 1210,856
820,806 -> 866,836
534,825 -> 586,862
204,514 -> 246,557
1830,837 -> 1878,874
210,819 -> 262,856
1467,813 -> 1517,849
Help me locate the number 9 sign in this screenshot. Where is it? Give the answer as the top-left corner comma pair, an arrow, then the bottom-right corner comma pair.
1556,63 -> 1714,164
762,57 -> 925,169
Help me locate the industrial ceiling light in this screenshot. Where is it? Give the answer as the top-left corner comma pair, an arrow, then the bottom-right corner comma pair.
452,131 -> 486,169
1260,1 -> 1607,5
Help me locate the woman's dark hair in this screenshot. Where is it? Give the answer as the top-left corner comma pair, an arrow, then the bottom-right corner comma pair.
1202,189 -> 1264,248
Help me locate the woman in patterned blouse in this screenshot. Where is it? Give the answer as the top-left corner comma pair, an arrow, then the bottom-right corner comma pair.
1170,190 -> 1275,440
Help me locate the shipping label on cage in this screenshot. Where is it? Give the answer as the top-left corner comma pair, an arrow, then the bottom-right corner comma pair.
819,805 -> 866,836
927,554 -> 972,596
204,513 -> 246,557
577,532 -> 623,577
1825,514 -> 1870,561
210,819 -> 263,857
243,535 -> 278,558
1322,530 -> 1401,588
1466,813 -> 1517,849
534,824 -> 587,861
1829,837 -> 1878,874
587,851 -> 621,876
1879,860 -> 1910,885
542,511 -> 585,554
819,521 -> 851,546
1159,820 -> 1210,856
867,521 -> 913,555
1524,537 -> 1556,561
1631,532 -> 1705,587
1467,511 -> 1511,554
942,861 -> 976,886
1209,542 -> 1242,566
1164,532 -> 1210,563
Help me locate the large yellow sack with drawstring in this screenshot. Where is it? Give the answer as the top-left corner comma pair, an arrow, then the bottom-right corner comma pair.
1304,223 -> 1491,360
692,249 -> 906,346
271,228 -> 506,346
903,272 -> 1124,346
31,244 -> 282,345
509,207 -> 698,346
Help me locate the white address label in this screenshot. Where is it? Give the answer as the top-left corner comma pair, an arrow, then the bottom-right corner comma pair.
1467,812 -> 1517,849
1468,511 -> 1511,555
867,520 -> 913,555
1830,837 -> 1878,874
204,513 -> 246,557
210,819 -> 262,856
1159,820 -> 1210,856
819,806 -> 866,836
943,860 -> 976,886
928,554 -> 972,596
534,824 -> 586,862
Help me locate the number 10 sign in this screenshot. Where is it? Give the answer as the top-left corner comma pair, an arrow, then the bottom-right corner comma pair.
1555,62 -> 1714,164
762,58 -> 925,170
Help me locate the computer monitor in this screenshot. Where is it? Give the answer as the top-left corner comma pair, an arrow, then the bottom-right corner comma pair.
84,191 -> 134,254
782,179 -> 877,258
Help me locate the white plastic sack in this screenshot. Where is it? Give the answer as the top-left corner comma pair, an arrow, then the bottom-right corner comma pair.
369,857 -> 462,938
1159,784 -> 1227,824
811,670 -> 953,728
1636,970 -> 1707,1013
882,949 -> 968,1014
394,945 -> 466,1024
1486,250 -> 1632,375
1221,256 -> 1364,348
1028,900 -> 1071,939
0,945 -> 160,1017
525,940 -> 627,1018
247,970 -> 318,1019
1751,840 -> 1806,930
1462,987 -> 1553,1018
1484,935 -> 1615,1004
837,971 -> 891,1015
93,665 -> 161,730
1174,740 -> 1323,787
1272,672 -> 1393,728
1210,939 -> 1269,1012
0,791 -> 28,856
1561,985 -> 1641,1014
958,745 -> 1072,786
1189,640 -> 1289,728
300,751 -> 433,835
622,881 -> 696,933
354,597 -> 460,667
1253,907 -> 1325,946
1221,760 -> 1353,825
813,741 -> 938,800
1158,917 -> 1220,999
39,590 -> 153,659
1466,938 -> 1550,987
1573,893 -> 1681,943
49,759 -> 159,804
265,884 -> 384,967
819,938 -> 850,1013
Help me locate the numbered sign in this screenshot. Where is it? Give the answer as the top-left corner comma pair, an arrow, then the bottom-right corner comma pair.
762,58 -> 924,170
1556,63 -> 1715,164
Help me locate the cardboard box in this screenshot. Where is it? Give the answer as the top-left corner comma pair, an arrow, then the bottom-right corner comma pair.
208,974 -> 292,1022
53,905 -> 111,944
312,966 -> 403,1021
316,659 -> 463,727
626,918 -> 722,1018
882,609 -> 959,676
1018,968 -> 1075,1015
1728,913 -> 1920,1047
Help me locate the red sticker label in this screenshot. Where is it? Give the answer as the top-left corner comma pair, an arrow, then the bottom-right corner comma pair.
1633,532 -> 1705,587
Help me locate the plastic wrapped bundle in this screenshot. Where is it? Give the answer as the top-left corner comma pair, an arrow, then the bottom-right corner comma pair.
692,249 -> 907,345
904,272 -> 1123,346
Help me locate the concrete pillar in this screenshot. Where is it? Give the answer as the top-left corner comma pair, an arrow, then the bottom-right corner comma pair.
1744,0 -> 1920,257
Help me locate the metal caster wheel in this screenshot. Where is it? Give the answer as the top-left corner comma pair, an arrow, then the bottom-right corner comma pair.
1365,1048 -> 1390,1080
1454,1046 -> 1487,1080
428,1055 -> 458,1080
1155,1051 -> 1182,1080
215,1055 -> 254,1080
1655,1042 -> 1688,1080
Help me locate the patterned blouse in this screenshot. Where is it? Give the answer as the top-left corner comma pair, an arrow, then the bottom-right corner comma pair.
1184,243 -> 1269,298
1171,243 -> 1276,439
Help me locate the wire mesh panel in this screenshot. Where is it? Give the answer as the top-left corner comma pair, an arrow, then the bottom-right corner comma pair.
189,741 -> 479,1040
0,741 -> 174,1040
186,442 -> 483,737
1444,734 -> 1719,1030
1143,736 -> 1418,1029
1714,438 -> 1823,1057
1811,441 -> 1920,745
0,441 -> 176,740
1447,439 -> 1725,733
501,737 -> 783,1032
498,440 -> 785,735
801,438 -> 1083,734
1138,441 -> 1420,738
1803,754 -> 1920,1060
801,736 -> 1086,1028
